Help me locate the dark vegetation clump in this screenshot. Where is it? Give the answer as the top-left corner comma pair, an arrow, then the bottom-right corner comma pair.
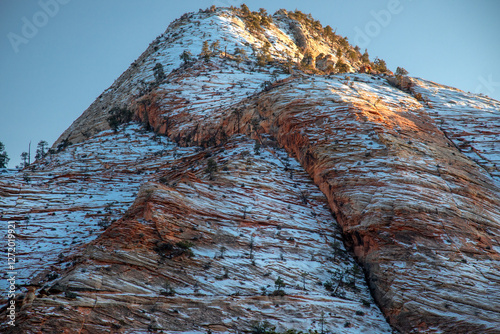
0,141 -> 9,168
107,107 -> 134,131
271,276 -> 286,296
57,138 -> 72,152
205,158 -> 218,179
154,240 -> 195,258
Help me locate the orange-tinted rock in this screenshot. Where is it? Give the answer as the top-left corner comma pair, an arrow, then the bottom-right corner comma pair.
2,6 -> 500,334
1,136 -> 392,333
246,75 -> 500,333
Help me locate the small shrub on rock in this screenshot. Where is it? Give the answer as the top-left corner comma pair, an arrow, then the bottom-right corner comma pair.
107,107 -> 133,131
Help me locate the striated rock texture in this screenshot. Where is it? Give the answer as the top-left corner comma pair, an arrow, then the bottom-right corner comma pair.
1,6 -> 500,334
2,134 -> 392,333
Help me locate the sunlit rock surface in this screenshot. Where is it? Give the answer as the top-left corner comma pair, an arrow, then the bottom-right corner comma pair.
1,6 -> 499,334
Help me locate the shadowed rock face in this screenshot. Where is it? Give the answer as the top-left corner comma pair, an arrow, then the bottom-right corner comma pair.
2,6 -> 500,334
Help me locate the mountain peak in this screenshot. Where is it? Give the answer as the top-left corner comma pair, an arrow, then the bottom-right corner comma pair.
2,5 -> 500,334
53,5 -> 385,149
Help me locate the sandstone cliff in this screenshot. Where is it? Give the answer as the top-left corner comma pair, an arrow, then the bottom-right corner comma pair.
1,6 -> 499,334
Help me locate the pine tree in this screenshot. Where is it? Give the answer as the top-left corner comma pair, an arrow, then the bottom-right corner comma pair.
210,40 -> 220,54
275,276 -> 285,290
234,47 -> 247,57
35,140 -> 49,160
284,58 -> 294,74
20,152 -> 29,168
153,63 -> 166,83
256,42 -> 272,67
373,57 -> 388,73
201,40 -> 211,61
273,276 -> 286,296
361,49 -> 370,64
335,59 -> 349,73
179,50 -> 193,64
205,158 -> 218,179
107,107 -> 133,132
0,142 -> 9,168
324,25 -> 335,42
396,67 -> 409,77
301,51 -> 314,68
234,48 -> 248,64
395,67 -> 409,86
348,50 -> 358,62
256,52 -> 270,66
324,25 -> 333,36
240,3 -> 250,16
262,41 -> 271,54
254,140 -> 261,155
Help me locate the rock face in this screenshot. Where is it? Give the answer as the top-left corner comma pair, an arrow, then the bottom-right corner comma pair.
1,134 -> 392,333
1,6 -> 500,334
315,53 -> 335,72
249,76 -> 500,333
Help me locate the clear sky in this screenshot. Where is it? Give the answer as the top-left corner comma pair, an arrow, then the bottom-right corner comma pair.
1,0 -> 499,168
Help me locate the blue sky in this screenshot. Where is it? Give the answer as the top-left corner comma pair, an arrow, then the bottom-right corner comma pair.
1,0 -> 499,168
